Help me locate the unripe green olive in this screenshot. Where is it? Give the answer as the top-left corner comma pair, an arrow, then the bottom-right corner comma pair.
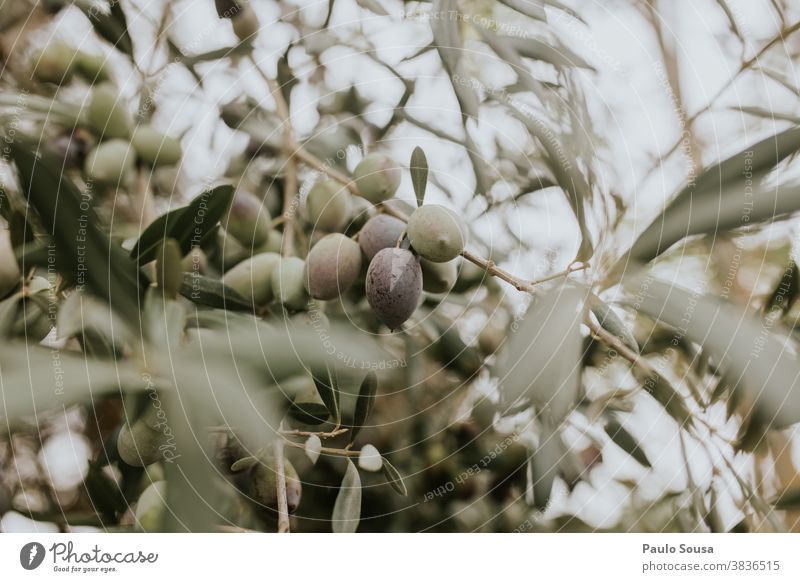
75,51 -> 111,83
420,258 -> 458,294
306,180 -> 352,232
271,257 -> 310,310
88,84 -> 133,139
131,126 -> 182,167
478,318 -> 505,355
260,230 -> 283,254
407,204 -> 467,262
365,248 -> 422,329
134,481 -> 166,532
181,248 -> 207,276
224,191 -> 272,249
305,233 -> 362,300
358,214 -> 405,260
352,153 -> 402,204
0,230 -> 21,298
223,252 -> 281,306
32,41 -> 76,84
231,5 -> 260,42
247,457 -> 301,513
117,420 -> 166,467
84,139 -> 135,185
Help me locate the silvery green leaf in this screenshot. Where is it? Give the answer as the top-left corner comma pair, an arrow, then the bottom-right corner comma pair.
381,456 -> 407,496
497,0 -> 547,21
354,0 -> 388,16
500,283 -> 584,422
358,444 -> 383,472
590,299 -> 638,352
629,276 -> 800,428
410,147 -> 429,207
350,371 -> 378,443
305,435 -> 321,465
507,35 -> 594,69
332,459 -> 361,533
604,419 -> 651,467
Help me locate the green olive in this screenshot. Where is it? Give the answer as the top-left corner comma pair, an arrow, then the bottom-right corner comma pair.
407,204 -> 467,262
224,191 -> 272,249
84,139 -> 135,185
134,481 -> 167,532
117,420 -> 166,467
75,51 -> 111,83
305,233 -> 362,300
88,84 -> 133,139
32,41 -> 76,84
306,180 -> 352,232
271,257 -> 310,310
352,153 -> 402,204
223,252 -> 281,306
234,454 -> 302,513
131,126 -> 182,167
420,258 -> 458,294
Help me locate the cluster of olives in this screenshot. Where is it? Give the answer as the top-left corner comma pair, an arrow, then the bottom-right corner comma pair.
30,42 -> 183,187
222,151 -> 468,330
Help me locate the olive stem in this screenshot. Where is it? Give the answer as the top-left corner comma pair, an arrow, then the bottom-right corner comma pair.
283,438 -> 361,458
273,438 -> 291,533
281,427 -> 348,439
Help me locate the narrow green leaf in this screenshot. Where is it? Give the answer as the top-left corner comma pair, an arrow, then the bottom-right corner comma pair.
605,419 -> 651,467
763,262 -> 799,316
129,206 -> 187,265
288,402 -> 330,425
332,459 -> 361,533
350,372 -> 378,443
313,363 -> 341,426
508,35 -> 594,69
178,273 -> 255,312
79,0 -> 134,58
639,368 -> 693,426
771,488 -> 800,510
381,456 -> 407,496
590,299 -> 638,352
410,147 -> 429,207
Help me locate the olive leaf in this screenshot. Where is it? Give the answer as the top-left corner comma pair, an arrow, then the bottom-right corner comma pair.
9,136 -> 144,328
500,283 -> 584,422
179,273 -> 255,312
131,185 -> 235,265
497,0 -> 547,21
410,146 -> 429,207
628,276 -> 800,428
331,459 -> 362,533
604,419 -> 651,468
771,488 -> 800,510
590,298 -> 638,352
79,0 -> 134,59
350,372 -> 378,443
288,402 -> 330,425
381,456 -> 407,496
763,262 -> 799,316
639,368 -> 693,427
313,363 -> 341,426
277,44 -> 298,107
528,423 -> 562,511
616,127 -> 800,269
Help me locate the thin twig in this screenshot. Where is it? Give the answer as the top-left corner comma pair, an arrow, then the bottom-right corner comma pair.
273,438 -> 290,533
281,427 -> 349,439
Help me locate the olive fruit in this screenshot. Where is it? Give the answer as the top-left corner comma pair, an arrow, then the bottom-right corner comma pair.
135,481 -> 166,532
305,233 -> 362,300
306,180 -> 352,232
365,248 -> 422,329
420,258 -> 458,294
358,214 -> 405,261
352,153 -> 401,204
0,230 -> 21,298
32,42 -> 75,84
88,84 -> 132,139
75,51 -> 111,82
271,257 -> 309,310
131,126 -> 182,167
260,230 -> 283,254
233,454 -> 302,512
407,204 -> 467,262
224,191 -> 272,249
223,252 -> 281,306
117,419 -> 166,467
84,139 -> 135,185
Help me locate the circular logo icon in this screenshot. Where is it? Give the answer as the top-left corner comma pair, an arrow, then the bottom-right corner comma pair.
19,542 -> 46,570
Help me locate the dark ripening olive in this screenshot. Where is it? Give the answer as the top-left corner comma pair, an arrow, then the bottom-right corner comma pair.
131,126 -> 183,167
231,5 -> 260,42
305,233 -> 362,300
224,191 -> 272,249
358,214 -> 405,261
420,258 -> 458,294
306,180 -> 352,232
352,153 -> 402,204
365,248 -> 422,330
407,204 -> 468,262
88,84 -> 133,140
84,139 -> 135,185
223,252 -> 281,306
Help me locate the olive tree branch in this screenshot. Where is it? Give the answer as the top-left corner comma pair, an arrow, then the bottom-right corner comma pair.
273,437 -> 290,533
